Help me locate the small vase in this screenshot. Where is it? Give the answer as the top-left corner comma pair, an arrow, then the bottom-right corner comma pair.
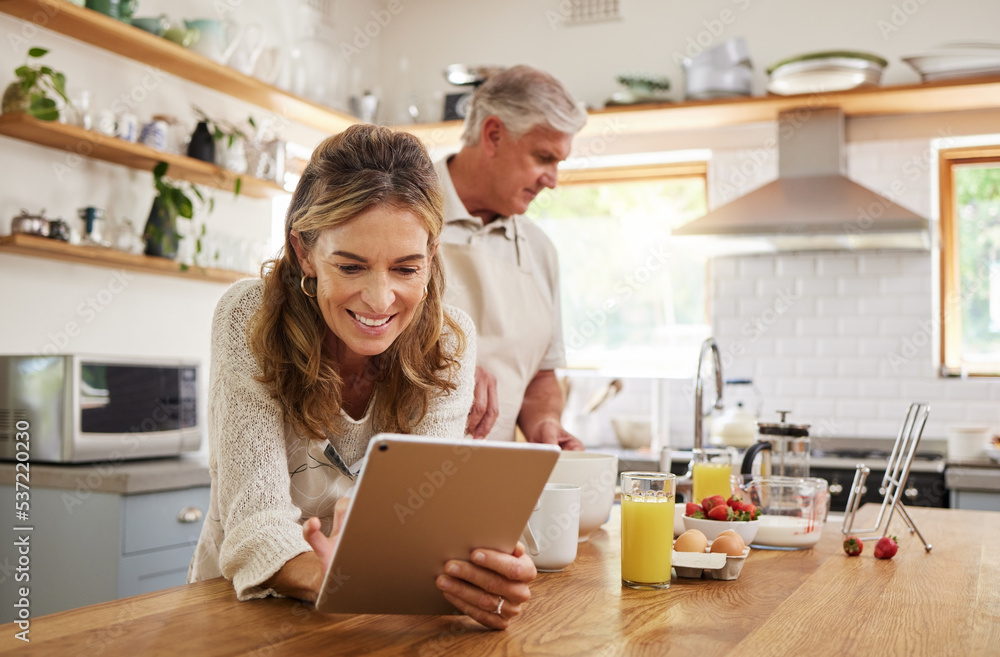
186,121 -> 215,163
143,197 -> 180,259
1,81 -> 30,115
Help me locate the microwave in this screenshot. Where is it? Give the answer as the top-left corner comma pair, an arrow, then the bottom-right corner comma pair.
0,354 -> 202,463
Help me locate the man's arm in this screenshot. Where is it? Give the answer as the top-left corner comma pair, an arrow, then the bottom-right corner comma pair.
517,369 -> 583,450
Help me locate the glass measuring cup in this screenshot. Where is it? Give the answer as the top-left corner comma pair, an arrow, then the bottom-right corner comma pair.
740,476 -> 829,550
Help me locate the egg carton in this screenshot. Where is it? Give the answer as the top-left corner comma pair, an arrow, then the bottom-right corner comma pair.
672,546 -> 750,580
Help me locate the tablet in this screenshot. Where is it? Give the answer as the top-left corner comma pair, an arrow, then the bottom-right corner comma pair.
315,434 -> 560,615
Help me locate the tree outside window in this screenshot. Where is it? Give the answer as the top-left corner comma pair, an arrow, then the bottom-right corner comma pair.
528,169 -> 709,374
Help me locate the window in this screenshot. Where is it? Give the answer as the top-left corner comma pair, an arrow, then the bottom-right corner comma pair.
528,162 -> 710,375
939,145 -> 1000,376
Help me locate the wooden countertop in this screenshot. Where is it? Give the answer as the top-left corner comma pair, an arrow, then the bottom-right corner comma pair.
1,504 -> 997,656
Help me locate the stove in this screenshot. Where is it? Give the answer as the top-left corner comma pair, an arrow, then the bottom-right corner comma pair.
808,447 -> 947,512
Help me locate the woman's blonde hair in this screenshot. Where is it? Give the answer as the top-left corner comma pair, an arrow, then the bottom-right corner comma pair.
249,124 -> 465,442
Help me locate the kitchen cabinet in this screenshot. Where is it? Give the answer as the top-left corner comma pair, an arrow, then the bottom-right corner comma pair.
946,465 -> 1000,511
0,483 -> 209,622
0,456 -> 211,622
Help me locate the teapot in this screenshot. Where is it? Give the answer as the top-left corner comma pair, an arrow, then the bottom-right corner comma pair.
709,379 -> 762,448
185,19 -> 241,64
740,410 -> 811,479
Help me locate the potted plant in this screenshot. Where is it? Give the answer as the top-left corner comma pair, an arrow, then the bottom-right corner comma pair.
143,161 -> 212,259
193,107 -> 251,174
2,47 -> 71,120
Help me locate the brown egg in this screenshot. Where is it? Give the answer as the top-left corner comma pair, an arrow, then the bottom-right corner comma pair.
710,534 -> 744,556
673,529 -> 709,553
716,529 -> 745,550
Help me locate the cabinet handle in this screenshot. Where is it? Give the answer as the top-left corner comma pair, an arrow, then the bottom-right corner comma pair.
177,506 -> 204,523
829,483 -> 843,495
904,487 -> 918,500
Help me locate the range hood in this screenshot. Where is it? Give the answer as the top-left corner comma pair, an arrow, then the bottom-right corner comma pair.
673,107 -> 930,253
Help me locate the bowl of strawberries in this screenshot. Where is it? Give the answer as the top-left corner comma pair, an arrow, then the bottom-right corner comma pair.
682,494 -> 760,544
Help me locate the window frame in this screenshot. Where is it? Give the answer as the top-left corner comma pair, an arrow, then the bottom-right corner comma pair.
938,144 -> 1000,377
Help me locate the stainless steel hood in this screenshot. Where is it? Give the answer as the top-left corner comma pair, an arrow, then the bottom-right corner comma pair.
673,107 -> 930,253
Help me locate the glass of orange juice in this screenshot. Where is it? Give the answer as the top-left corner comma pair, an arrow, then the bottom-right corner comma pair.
692,448 -> 736,504
620,471 -> 676,590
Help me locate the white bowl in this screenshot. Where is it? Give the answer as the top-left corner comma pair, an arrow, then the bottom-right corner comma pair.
547,451 -> 618,541
682,515 -> 759,544
611,416 -> 651,449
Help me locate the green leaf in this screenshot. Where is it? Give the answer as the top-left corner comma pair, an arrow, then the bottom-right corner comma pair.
30,106 -> 60,121
191,186 -> 206,203
248,116 -> 256,129
27,48 -> 48,58
20,69 -> 37,93
153,161 -> 169,179
28,96 -> 58,121
234,177 -> 242,197
179,263 -> 190,272
174,189 -> 194,219
51,72 -> 68,102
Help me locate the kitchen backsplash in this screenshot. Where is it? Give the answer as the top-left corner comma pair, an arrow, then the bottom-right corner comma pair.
564,249 -> 999,449
563,133 -> 998,449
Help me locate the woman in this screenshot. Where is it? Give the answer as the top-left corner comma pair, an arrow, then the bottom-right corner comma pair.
189,124 -> 535,630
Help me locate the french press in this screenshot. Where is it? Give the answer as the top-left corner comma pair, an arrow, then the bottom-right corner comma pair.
740,410 -> 811,479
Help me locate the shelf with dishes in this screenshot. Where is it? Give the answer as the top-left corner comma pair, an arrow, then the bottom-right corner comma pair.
0,112 -> 286,198
0,233 -> 250,284
402,73 -> 1000,147
0,0 -> 357,135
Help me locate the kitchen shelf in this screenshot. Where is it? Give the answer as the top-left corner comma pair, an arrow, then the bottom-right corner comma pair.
0,0 -> 357,135
403,74 -> 1000,147
0,233 -> 250,284
0,113 -> 286,198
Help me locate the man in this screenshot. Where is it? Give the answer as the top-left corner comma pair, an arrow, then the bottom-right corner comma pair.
434,65 -> 587,450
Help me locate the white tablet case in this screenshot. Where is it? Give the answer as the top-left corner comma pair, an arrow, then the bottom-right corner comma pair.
315,434 -> 560,615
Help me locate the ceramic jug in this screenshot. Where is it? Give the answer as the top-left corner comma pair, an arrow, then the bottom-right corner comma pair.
185,19 -> 241,64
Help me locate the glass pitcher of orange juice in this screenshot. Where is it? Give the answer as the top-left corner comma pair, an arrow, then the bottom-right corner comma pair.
692,447 -> 737,503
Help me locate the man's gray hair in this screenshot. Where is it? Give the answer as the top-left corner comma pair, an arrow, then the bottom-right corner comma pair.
460,65 -> 587,147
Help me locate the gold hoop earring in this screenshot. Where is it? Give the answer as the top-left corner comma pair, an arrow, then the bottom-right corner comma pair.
300,275 -> 317,298
421,286 -> 428,302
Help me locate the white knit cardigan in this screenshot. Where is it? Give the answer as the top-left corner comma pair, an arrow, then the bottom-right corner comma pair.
188,278 -> 476,599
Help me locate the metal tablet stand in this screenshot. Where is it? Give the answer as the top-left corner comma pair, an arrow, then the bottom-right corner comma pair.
841,402 -> 933,552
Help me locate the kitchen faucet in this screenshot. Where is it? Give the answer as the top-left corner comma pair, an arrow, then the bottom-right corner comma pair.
675,337 -> 725,504
693,337 -> 724,451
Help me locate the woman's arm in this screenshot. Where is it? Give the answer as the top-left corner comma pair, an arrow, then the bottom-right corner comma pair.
263,499 -> 350,601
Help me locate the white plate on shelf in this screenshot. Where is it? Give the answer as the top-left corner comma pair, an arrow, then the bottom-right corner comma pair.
767,57 -> 884,96
902,45 -> 1000,81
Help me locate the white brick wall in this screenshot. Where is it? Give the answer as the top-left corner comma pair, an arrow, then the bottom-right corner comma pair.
712,250 -> 1000,440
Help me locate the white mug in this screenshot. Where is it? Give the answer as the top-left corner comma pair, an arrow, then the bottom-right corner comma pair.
521,483 -> 581,572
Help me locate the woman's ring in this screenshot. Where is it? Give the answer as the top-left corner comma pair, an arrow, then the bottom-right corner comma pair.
494,596 -> 504,616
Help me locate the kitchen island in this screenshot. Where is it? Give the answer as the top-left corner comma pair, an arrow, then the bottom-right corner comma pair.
1,504 -> 996,656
